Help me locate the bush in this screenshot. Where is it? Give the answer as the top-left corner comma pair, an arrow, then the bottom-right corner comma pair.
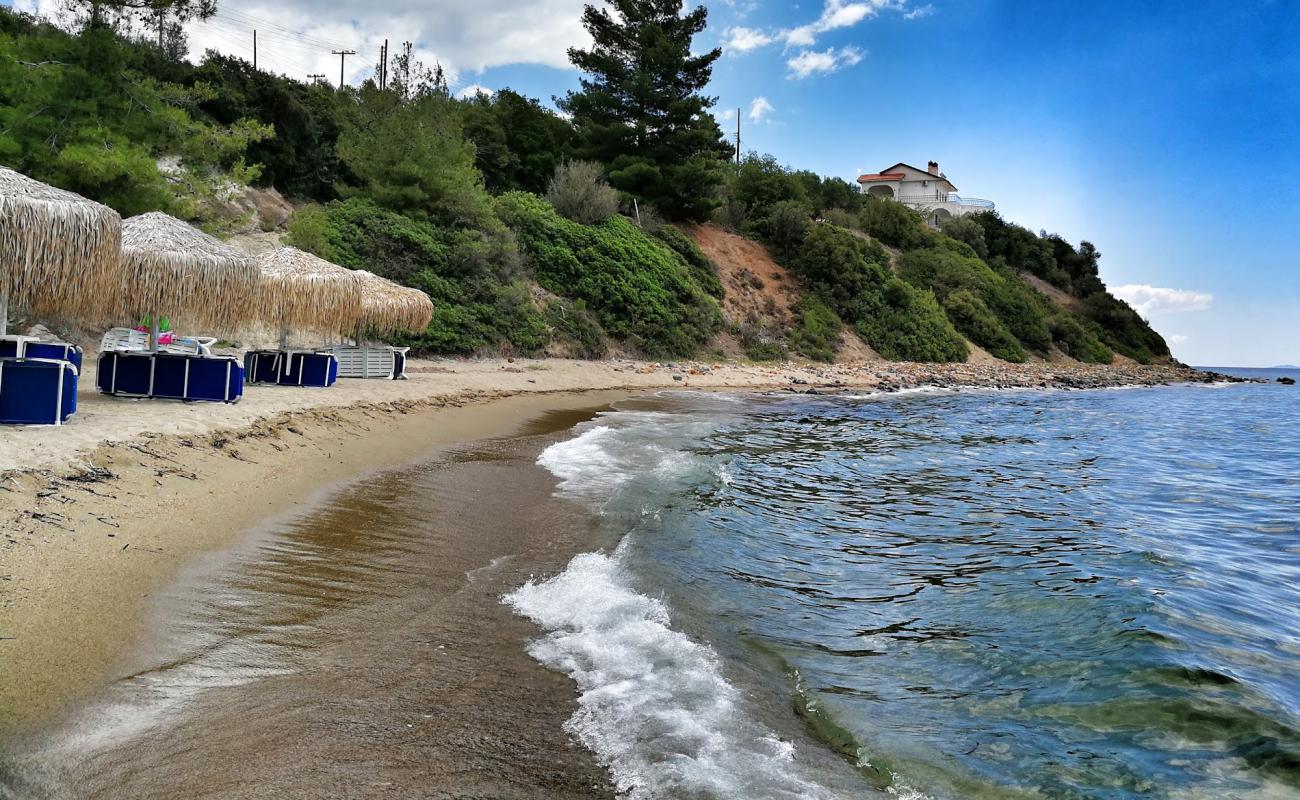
654,225 -> 724,298
942,290 -> 1026,362
546,160 -> 620,224
858,196 -> 927,250
1080,292 -> 1168,363
545,299 -> 608,358
789,296 -> 842,362
1048,313 -> 1113,364
495,191 -> 723,358
287,197 -> 521,283
938,215 -> 988,260
790,224 -> 967,363
739,323 -> 785,361
897,248 -> 1052,356
767,200 -> 812,259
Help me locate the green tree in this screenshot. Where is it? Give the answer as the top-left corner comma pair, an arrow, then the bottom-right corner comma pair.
193,53 -> 345,199
336,81 -> 491,225
0,22 -> 269,217
460,88 -> 575,194
561,0 -> 731,221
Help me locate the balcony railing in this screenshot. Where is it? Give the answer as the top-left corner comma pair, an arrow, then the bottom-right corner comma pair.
948,193 -> 995,209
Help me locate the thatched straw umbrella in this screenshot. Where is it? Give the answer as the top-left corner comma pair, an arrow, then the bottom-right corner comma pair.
0,166 -> 122,335
121,212 -> 260,345
254,247 -> 362,348
355,270 -> 433,337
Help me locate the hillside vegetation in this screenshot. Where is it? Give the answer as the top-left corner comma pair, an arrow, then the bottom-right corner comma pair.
0,3 -> 1168,365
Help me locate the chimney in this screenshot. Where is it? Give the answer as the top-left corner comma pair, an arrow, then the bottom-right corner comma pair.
927,160 -> 939,176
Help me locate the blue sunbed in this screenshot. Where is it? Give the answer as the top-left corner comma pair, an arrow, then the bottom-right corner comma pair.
97,351 -> 244,403
243,350 -> 339,388
0,336 -> 82,373
0,358 -> 78,425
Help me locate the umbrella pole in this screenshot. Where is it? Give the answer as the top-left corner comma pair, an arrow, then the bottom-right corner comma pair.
0,290 -> 8,337
279,326 -> 289,351
149,310 -> 160,353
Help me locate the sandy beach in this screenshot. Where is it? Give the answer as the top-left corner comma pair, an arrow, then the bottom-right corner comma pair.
0,355 -> 1214,797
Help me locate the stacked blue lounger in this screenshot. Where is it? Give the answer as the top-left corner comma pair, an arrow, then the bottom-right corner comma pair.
97,351 -> 244,403
243,350 -> 339,388
0,358 -> 78,425
0,336 -> 83,373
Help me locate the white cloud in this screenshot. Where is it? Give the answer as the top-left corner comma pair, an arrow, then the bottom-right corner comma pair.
782,0 -> 892,47
787,45 -> 864,79
1169,334 -> 1190,345
457,84 -> 495,98
1111,285 -> 1214,315
747,96 -> 775,122
904,4 -> 936,19
9,0 -> 595,86
723,26 -> 774,52
718,107 -> 737,121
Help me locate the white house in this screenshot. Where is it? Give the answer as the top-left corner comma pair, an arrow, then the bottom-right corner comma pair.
857,161 -> 994,225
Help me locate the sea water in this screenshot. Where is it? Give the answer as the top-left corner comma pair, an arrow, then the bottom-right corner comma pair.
507,379 -> 1300,799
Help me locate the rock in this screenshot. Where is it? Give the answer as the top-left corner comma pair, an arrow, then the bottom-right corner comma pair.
1279,377 -> 1296,385
672,374 -> 683,382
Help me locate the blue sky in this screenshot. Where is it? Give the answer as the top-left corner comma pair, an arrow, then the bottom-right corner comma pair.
7,0 -> 1297,365
682,0 -> 1299,367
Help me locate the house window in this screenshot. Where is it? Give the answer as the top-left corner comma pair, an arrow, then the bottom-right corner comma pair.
922,180 -> 929,186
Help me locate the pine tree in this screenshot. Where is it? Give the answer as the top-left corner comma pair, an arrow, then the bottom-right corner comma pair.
560,0 -> 731,222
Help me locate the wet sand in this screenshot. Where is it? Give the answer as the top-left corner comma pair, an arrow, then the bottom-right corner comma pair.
2,397 -> 626,798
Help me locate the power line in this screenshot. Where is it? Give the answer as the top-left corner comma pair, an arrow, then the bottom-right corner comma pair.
210,8 -> 366,52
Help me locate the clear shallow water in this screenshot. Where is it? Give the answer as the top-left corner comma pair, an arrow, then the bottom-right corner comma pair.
508,383 -> 1300,799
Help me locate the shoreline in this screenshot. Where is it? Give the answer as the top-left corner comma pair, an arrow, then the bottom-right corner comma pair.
0,357 -> 1227,791
2,393 -> 627,798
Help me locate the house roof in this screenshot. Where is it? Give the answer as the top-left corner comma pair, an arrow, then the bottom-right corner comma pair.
857,172 -> 905,183
877,162 -> 958,192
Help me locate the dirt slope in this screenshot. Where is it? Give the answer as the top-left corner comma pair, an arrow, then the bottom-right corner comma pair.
685,224 -> 880,363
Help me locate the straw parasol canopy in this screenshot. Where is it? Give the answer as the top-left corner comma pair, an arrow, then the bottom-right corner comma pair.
0,166 -> 122,321
254,247 -> 363,336
120,212 -> 260,330
355,270 -> 433,335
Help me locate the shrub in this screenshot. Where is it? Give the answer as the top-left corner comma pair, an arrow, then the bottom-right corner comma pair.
766,200 -> 812,259
790,224 -> 967,363
942,290 -> 1026,362
789,296 -> 842,362
546,160 -> 621,225
654,224 -> 724,298
938,215 -> 988,260
1048,313 -> 1113,364
545,299 -> 608,358
495,191 -> 723,358
1080,292 -> 1168,363
897,248 -> 1052,356
859,196 -> 927,250
739,323 -> 785,361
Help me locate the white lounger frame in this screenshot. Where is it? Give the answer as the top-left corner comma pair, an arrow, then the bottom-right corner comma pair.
331,345 -> 410,380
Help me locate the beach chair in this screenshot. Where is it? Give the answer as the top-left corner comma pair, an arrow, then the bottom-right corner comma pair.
0,335 -> 82,373
243,350 -> 339,388
96,351 -> 244,403
0,358 -> 78,425
100,327 -> 151,353
331,345 -> 411,380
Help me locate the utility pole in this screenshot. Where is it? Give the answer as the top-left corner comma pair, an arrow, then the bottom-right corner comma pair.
332,49 -> 357,89
736,107 -> 742,165
381,39 -> 389,88
308,73 -> 326,85
253,30 -> 257,70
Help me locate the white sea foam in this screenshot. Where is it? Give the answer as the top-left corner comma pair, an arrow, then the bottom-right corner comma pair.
508,408 -> 842,799
506,547 -> 835,800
